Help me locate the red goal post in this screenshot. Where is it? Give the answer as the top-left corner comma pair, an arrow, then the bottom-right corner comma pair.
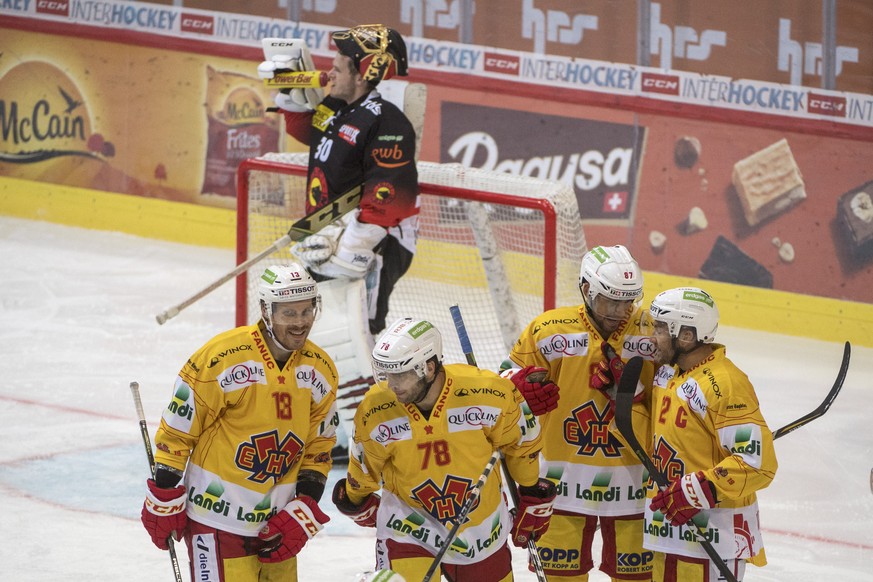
236,152 -> 587,371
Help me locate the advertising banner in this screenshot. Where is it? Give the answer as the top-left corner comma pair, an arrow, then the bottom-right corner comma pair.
2,2 -> 872,306
431,82 -> 873,304
439,102 -> 645,223
0,28 -> 288,208
185,0 -> 873,95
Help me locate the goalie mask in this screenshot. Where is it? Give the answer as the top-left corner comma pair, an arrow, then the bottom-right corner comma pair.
332,24 -> 409,85
649,287 -> 719,344
258,264 -> 321,343
371,318 -> 442,384
580,245 -> 643,308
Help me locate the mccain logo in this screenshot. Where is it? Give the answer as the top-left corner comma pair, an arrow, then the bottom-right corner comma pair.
0,61 -> 115,164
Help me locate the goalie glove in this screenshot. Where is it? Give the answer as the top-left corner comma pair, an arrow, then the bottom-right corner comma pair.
332,478 -> 380,528
257,495 -> 330,563
509,365 -> 559,415
293,222 -> 345,266
141,479 -> 187,550
258,54 -> 305,80
511,478 -> 556,547
650,471 -> 718,526
273,90 -> 314,113
305,213 -> 387,280
258,50 -> 320,112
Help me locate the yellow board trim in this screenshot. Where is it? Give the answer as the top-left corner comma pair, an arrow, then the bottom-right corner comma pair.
2,176 -> 871,347
0,176 -> 235,249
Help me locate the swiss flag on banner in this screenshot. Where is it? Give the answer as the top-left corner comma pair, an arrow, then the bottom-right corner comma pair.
602,191 -> 628,213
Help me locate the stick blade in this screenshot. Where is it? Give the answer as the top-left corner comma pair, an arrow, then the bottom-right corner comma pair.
772,340 -> 851,440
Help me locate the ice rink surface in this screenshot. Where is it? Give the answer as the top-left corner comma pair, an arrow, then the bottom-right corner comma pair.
1,216 -> 871,581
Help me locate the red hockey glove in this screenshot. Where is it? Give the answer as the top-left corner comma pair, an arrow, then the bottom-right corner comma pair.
332,478 -> 380,528
511,478 -> 556,547
650,471 -> 718,526
589,342 -> 623,397
258,495 -> 330,562
511,366 -> 559,415
141,479 -> 187,550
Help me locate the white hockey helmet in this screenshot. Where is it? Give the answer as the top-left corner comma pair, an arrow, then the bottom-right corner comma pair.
579,245 -> 644,306
257,264 -> 321,331
649,287 -> 719,343
371,317 -> 443,382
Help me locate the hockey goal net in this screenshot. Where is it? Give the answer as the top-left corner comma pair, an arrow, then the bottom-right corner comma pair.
236,152 -> 587,373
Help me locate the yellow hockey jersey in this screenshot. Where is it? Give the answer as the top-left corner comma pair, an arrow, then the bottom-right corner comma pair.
154,322 -> 339,536
508,304 -> 655,516
347,364 -> 543,565
644,345 -> 777,562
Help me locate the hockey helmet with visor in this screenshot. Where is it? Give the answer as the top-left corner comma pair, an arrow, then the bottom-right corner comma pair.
579,245 -> 643,321
648,287 -> 719,344
258,264 -> 321,334
371,317 -> 443,384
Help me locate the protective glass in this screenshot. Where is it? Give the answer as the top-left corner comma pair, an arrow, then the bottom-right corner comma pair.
271,300 -> 319,325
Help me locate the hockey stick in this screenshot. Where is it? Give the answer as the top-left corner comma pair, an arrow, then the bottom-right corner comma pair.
614,358 -> 739,582
129,381 -> 185,582
449,305 -> 547,582
614,343 -> 851,582
772,341 -> 850,439
422,451 -> 501,582
155,183 -> 363,325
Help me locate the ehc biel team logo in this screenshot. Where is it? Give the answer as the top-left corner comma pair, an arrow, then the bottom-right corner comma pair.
563,402 -> 623,457
411,475 -> 477,525
235,430 -> 304,484
653,436 -> 683,483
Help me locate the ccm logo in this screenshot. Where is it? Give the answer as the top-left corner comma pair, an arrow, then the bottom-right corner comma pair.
36,0 -> 69,15
181,13 -> 214,34
641,73 -> 680,95
808,93 -> 846,117
484,52 -> 520,75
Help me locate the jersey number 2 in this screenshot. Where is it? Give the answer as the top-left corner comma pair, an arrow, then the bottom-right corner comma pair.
657,394 -> 687,428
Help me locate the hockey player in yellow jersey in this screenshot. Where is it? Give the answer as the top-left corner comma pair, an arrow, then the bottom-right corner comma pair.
140,265 -> 340,582
331,317 -> 556,581
645,287 -> 777,582
502,245 -> 655,581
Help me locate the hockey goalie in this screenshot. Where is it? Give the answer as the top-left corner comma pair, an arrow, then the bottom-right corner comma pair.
257,25 -> 426,450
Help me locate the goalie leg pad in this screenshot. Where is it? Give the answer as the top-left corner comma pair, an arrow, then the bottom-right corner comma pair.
306,278 -> 374,431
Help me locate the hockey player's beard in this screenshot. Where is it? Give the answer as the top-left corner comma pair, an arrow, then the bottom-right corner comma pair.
651,335 -> 677,367
654,338 -> 696,368
404,378 -> 429,405
409,364 -> 442,409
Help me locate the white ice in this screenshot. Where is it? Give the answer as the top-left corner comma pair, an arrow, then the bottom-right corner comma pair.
0,216 -> 871,581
